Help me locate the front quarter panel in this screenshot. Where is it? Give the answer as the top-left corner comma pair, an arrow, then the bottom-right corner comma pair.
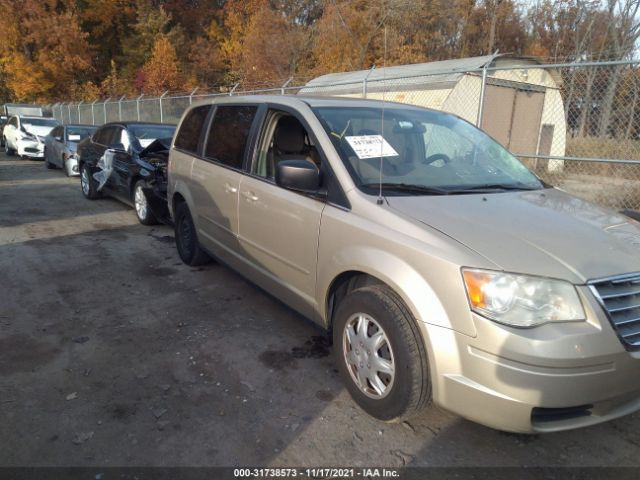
316,196 -> 489,338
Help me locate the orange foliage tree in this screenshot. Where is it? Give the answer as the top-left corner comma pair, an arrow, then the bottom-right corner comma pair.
141,36 -> 181,95
0,0 -> 93,101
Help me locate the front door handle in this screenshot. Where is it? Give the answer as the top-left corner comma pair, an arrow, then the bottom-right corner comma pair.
224,183 -> 238,193
241,191 -> 259,202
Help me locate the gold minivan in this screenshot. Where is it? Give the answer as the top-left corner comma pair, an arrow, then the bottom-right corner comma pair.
168,95 -> 640,433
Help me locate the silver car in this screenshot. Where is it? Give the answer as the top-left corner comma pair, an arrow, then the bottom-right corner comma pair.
44,124 -> 97,176
168,95 -> 640,433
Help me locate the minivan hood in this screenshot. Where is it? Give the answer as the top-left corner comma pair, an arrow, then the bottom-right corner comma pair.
386,188 -> 640,283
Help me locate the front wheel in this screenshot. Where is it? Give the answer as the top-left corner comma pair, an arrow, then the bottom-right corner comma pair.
45,150 -> 55,169
80,163 -> 100,199
333,285 -> 431,422
133,180 -> 159,225
63,157 -> 71,177
174,202 -> 211,266
5,140 -> 15,156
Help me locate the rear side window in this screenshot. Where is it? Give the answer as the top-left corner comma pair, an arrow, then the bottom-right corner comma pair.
175,105 -> 210,154
205,106 -> 257,169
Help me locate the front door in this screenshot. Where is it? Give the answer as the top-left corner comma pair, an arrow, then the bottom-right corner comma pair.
237,111 -> 325,317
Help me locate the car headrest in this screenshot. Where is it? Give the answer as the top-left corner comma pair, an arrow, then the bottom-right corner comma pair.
275,117 -> 305,154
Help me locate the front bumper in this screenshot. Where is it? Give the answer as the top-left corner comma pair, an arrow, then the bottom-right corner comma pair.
66,156 -> 80,176
423,286 -> 640,433
17,139 -> 44,159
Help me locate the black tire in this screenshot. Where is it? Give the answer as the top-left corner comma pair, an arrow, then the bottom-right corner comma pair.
80,163 -> 100,200
5,140 -> 15,156
63,157 -> 71,177
174,201 -> 211,266
45,150 -> 55,169
333,285 -> 431,422
133,180 -> 159,226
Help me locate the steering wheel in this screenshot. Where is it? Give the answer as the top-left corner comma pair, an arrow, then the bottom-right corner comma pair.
423,153 -> 452,165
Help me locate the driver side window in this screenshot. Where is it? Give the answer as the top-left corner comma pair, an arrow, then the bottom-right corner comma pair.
253,112 -> 321,181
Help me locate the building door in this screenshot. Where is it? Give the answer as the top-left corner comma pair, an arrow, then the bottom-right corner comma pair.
509,90 -> 545,155
481,85 -> 545,156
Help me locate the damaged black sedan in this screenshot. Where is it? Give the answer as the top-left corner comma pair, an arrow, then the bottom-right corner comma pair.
77,122 -> 176,225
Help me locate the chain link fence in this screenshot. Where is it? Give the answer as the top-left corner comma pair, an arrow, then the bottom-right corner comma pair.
50,58 -> 640,212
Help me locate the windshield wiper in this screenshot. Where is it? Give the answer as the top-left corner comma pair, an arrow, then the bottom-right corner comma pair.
360,183 -> 452,195
446,183 -> 541,193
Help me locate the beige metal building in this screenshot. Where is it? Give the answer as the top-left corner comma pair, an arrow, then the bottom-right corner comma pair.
301,54 -> 566,158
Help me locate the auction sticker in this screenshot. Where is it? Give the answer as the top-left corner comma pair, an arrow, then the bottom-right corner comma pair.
345,135 -> 399,159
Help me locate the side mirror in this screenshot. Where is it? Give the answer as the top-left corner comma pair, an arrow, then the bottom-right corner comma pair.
275,159 -> 321,193
107,143 -> 126,152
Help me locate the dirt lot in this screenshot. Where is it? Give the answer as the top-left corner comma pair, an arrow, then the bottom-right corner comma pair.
1,151 -> 640,468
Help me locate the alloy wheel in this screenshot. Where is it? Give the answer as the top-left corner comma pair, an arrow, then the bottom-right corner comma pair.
342,313 -> 395,399
81,167 -> 90,195
134,184 -> 148,221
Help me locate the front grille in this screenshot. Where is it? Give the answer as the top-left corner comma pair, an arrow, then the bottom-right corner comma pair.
590,273 -> 640,349
24,147 -> 40,153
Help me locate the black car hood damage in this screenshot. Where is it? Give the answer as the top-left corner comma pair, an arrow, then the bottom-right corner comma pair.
139,137 -> 172,159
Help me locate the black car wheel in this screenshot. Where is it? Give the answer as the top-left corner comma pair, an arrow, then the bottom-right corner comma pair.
333,285 -> 431,422
175,202 -> 211,266
80,163 -> 100,199
133,180 -> 159,226
5,140 -> 15,156
45,150 -> 55,169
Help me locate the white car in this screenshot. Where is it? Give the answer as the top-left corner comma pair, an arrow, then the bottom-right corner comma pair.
3,116 -> 60,159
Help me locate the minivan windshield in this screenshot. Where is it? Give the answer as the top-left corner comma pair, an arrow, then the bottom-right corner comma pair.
312,106 -> 543,195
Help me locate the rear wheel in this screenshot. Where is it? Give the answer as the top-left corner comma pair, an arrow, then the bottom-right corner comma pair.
174,202 -> 211,266
80,163 -> 100,199
133,180 -> 159,226
333,285 -> 431,422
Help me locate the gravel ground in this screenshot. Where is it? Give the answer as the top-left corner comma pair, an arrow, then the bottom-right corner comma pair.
1,152 -> 640,468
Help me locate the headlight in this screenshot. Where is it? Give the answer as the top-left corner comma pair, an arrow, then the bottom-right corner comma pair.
462,268 -> 585,327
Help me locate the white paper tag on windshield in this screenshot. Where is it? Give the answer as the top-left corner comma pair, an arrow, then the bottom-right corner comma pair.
68,134 -> 81,141
345,135 -> 399,159
138,139 -> 155,148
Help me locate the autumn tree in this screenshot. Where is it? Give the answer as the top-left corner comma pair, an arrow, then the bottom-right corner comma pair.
310,0 -> 390,73
238,4 -> 309,85
101,59 -> 132,97
121,1 -> 186,71
78,0 -> 137,80
141,36 -> 181,95
0,0 -> 94,101
219,0 -> 266,78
